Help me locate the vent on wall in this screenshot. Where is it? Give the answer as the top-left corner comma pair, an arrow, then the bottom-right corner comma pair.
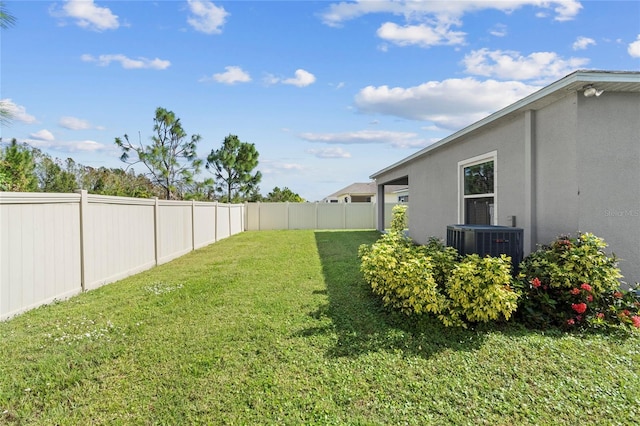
446,224 -> 524,268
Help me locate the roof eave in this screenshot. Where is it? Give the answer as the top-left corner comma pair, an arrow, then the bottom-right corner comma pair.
371,70 -> 640,180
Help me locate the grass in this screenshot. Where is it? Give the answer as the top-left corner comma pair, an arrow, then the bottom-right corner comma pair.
1,230 -> 639,425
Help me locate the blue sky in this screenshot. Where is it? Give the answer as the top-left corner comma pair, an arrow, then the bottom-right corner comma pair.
1,0 -> 639,201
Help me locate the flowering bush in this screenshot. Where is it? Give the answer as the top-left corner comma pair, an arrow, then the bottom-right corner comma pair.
515,233 -> 637,330
588,285 -> 640,330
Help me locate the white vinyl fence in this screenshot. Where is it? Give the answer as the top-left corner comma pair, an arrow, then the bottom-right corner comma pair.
245,202 -> 399,231
0,191 -> 244,320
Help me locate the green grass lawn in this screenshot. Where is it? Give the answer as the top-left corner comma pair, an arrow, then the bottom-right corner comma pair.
1,230 -> 638,425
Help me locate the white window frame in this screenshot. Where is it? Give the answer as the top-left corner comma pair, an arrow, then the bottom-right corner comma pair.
457,151 -> 497,225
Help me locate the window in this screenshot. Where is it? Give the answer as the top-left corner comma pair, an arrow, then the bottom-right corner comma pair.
458,152 -> 497,225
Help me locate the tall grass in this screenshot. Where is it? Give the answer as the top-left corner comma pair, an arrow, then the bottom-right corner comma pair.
1,230 -> 638,424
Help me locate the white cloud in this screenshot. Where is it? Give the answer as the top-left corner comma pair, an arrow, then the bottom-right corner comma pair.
260,160 -> 305,175
25,138 -> 112,153
0,99 -> 37,124
29,129 -> 55,141
489,24 -> 507,37
354,78 -> 540,131
82,54 -> 170,70
187,0 -> 228,34
52,0 -> 119,31
300,130 -> 429,149
462,48 -> 589,83
320,1 -> 582,27
283,69 -> 316,87
263,74 -> 281,86
265,69 -> 316,87
59,116 -> 92,130
628,35 -> 640,58
377,22 -> 465,47
202,66 -> 251,84
306,147 -> 352,159
572,36 -> 596,51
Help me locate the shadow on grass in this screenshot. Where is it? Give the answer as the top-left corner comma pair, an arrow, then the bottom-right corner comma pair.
302,231 -> 494,359
305,231 -> 635,360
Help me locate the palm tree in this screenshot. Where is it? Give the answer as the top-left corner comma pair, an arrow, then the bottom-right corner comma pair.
0,1 -> 16,28
0,2 -> 16,125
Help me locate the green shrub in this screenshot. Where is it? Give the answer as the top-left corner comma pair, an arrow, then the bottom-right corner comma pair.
359,206 -> 519,327
516,233 -> 625,329
358,232 -> 446,316
443,254 -> 519,325
423,237 -> 459,288
390,204 -> 408,234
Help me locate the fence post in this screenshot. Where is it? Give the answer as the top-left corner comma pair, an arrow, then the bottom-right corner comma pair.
257,202 -> 261,231
214,202 -> 218,242
154,197 -> 160,265
286,202 -> 290,229
191,200 -> 196,251
244,202 -> 248,231
343,202 -> 347,229
75,189 -> 88,291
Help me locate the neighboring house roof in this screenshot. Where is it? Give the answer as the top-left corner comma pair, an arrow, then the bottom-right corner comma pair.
371,70 -> 640,179
324,182 -> 407,199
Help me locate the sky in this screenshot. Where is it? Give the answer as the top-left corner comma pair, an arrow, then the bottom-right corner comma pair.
1,0 -> 639,201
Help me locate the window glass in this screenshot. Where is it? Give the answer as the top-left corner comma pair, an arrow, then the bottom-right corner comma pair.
464,160 -> 494,195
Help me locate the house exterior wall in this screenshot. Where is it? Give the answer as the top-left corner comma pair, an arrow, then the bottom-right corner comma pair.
532,91 -> 640,283
374,90 -> 640,284
382,115 -> 528,248
576,92 -> 640,284
534,95 -> 580,243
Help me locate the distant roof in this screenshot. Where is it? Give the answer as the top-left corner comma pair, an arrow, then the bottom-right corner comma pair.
325,182 -> 407,199
371,70 -> 640,180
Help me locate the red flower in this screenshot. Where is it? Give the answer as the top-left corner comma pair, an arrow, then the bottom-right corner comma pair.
572,303 -> 587,314
531,277 -> 541,288
632,316 -> 640,328
596,312 -> 605,319
567,318 -> 575,326
580,283 -> 592,292
622,310 -> 631,317
570,288 -> 581,296
587,295 -> 594,302
613,291 -> 623,299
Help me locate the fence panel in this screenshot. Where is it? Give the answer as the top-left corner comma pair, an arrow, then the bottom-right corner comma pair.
84,196 -> 156,290
288,203 -> 317,229
1,192 -> 245,321
0,193 -> 82,320
256,203 -> 288,230
345,203 -> 376,229
193,202 -> 217,249
244,202 -> 398,231
216,203 -> 231,240
157,201 -> 194,264
316,203 -> 346,229
229,204 -> 244,235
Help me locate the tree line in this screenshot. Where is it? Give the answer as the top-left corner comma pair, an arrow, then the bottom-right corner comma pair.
1,107 -> 304,203
1,6 -> 302,203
